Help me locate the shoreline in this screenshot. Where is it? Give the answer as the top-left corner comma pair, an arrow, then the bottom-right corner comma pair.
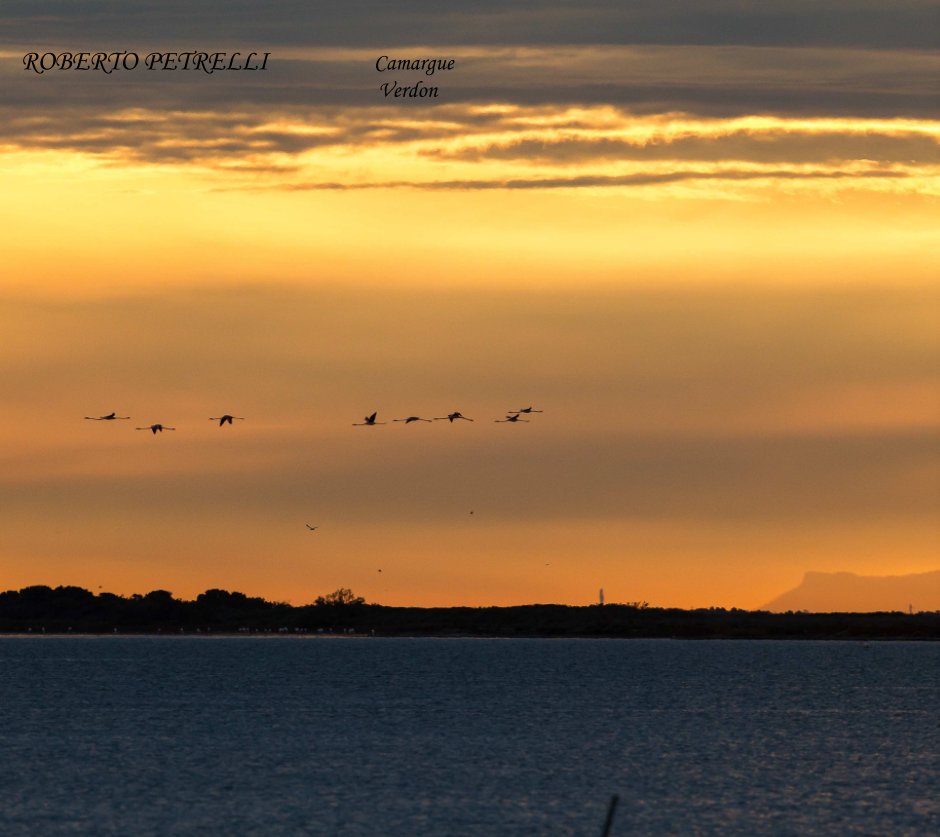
2,630 -> 937,642
3,587 -> 938,640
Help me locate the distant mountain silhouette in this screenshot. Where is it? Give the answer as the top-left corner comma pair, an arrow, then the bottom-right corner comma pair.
763,570 -> 940,613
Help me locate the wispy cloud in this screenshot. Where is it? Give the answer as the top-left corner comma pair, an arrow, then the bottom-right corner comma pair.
2,99 -> 937,195
270,167 -> 909,191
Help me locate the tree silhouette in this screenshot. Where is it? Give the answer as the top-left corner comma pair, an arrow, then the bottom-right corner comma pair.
315,588 -> 365,606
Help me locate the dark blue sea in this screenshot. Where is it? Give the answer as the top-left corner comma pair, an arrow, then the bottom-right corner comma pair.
0,637 -> 937,835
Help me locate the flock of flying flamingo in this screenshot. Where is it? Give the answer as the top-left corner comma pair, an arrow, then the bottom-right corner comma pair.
84,413 -> 245,433
84,408 -> 543,432
353,408 -> 542,426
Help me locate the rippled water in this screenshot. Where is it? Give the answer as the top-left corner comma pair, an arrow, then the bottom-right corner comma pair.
0,637 -> 937,835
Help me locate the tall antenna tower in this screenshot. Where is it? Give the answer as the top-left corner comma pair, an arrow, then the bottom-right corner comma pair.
599,588 -> 605,606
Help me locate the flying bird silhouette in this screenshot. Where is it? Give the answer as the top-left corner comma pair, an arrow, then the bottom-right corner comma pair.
306,524 -> 318,531
514,407 -> 543,413
394,416 -> 432,423
210,415 -> 244,426
353,412 -> 386,426
495,414 -> 529,423
434,412 -> 474,422
136,424 -> 175,434
84,412 -> 129,421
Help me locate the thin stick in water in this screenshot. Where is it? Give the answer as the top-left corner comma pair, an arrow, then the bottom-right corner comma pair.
600,794 -> 619,837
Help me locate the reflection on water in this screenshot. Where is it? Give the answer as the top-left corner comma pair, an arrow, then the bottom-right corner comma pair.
0,638 -> 937,835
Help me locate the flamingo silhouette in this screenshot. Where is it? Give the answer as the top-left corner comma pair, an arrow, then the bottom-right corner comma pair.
210,415 -> 245,426
394,416 -> 432,423
495,414 -> 529,423
306,524 -> 318,531
84,412 -> 129,421
434,412 -> 474,423
136,424 -> 175,434
353,412 -> 386,426
513,407 -> 543,413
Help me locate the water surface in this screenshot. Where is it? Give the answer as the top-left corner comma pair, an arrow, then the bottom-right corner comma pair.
1,637 -> 937,835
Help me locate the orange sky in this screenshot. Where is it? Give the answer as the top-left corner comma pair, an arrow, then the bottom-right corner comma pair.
0,5 -> 937,608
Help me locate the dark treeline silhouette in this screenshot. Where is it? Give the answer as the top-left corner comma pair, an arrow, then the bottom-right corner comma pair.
1,585 -> 938,638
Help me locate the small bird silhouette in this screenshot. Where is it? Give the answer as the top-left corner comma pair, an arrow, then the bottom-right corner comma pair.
306,524 -> 318,531
495,414 -> 529,423
210,415 -> 244,426
136,424 -> 175,434
353,412 -> 386,426
394,416 -> 432,423
84,412 -> 129,421
514,407 -> 543,413
434,412 -> 473,422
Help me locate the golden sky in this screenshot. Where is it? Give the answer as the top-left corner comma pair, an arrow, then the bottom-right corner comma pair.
0,2 -> 937,608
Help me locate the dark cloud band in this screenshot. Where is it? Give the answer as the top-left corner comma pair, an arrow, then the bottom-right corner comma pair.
2,1 -> 938,49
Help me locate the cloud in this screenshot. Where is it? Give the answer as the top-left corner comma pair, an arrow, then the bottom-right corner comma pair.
427,132 -> 940,166
273,167 -> 909,191
3,44 -> 938,118
3,38 -> 938,198
2,97 -> 936,195
1,1 -> 938,49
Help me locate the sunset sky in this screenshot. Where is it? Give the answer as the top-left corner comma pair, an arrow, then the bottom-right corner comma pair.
1,1 -> 937,608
